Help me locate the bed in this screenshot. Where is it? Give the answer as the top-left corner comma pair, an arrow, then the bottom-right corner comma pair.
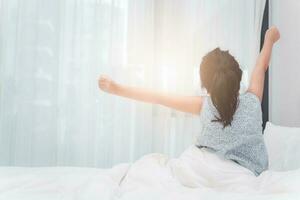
0,122 -> 299,200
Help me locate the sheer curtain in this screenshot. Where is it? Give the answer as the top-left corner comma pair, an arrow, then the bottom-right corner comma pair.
269,0 -> 300,127
0,0 -> 265,167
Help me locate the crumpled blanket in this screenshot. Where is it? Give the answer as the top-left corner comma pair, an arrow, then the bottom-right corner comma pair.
0,146 -> 299,200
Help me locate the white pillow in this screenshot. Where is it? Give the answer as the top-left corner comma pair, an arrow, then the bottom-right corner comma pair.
264,122 -> 300,171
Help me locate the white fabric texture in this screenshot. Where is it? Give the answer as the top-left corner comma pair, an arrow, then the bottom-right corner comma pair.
264,122 -> 300,171
0,146 -> 299,200
0,0 -> 265,167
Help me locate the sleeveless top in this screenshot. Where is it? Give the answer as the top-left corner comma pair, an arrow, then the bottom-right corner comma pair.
196,92 -> 269,176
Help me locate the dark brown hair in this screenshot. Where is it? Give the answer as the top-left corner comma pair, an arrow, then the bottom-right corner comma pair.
200,48 -> 242,128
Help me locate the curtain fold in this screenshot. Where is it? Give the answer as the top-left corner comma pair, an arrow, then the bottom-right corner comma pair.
0,0 -> 266,167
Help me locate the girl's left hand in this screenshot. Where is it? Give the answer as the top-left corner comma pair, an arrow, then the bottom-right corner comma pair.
98,75 -> 118,94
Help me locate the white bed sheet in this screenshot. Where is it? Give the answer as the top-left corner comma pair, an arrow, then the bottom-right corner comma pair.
0,164 -> 129,200
0,146 -> 299,200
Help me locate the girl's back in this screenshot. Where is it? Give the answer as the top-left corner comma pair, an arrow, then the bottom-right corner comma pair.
196,92 -> 268,176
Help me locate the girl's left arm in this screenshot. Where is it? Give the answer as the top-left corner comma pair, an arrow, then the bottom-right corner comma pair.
98,75 -> 203,115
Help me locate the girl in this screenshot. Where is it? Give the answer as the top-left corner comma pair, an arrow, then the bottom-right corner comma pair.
98,27 -> 280,177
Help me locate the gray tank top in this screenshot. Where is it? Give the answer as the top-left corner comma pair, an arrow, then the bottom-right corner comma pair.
196,92 -> 268,176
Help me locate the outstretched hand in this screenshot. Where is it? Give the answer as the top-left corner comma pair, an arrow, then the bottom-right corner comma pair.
98,75 -> 118,93
265,26 -> 280,43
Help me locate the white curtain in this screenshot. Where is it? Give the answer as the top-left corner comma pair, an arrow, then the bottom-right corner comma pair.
0,0 -> 265,167
269,0 -> 300,127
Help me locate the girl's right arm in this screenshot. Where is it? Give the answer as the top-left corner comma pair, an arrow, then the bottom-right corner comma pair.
98,76 -> 203,115
248,26 -> 280,101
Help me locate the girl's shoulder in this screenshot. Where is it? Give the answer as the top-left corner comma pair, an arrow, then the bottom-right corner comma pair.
239,92 -> 260,104
238,92 -> 262,113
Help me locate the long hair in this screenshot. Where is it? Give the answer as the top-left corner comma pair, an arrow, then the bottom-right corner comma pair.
200,48 -> 242,128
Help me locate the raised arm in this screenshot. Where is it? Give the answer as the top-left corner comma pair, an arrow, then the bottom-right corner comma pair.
98,76 -> 203,115
248,26 -> 280,101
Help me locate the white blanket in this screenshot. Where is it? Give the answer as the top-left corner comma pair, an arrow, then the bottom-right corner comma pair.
0,146 -> 299,200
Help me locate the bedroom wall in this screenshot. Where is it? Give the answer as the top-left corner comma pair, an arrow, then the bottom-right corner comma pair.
269,0 -> 300,127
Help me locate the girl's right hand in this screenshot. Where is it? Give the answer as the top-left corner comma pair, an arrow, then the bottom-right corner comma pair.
266,26 -> 280,43
98,75 -> 118,94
